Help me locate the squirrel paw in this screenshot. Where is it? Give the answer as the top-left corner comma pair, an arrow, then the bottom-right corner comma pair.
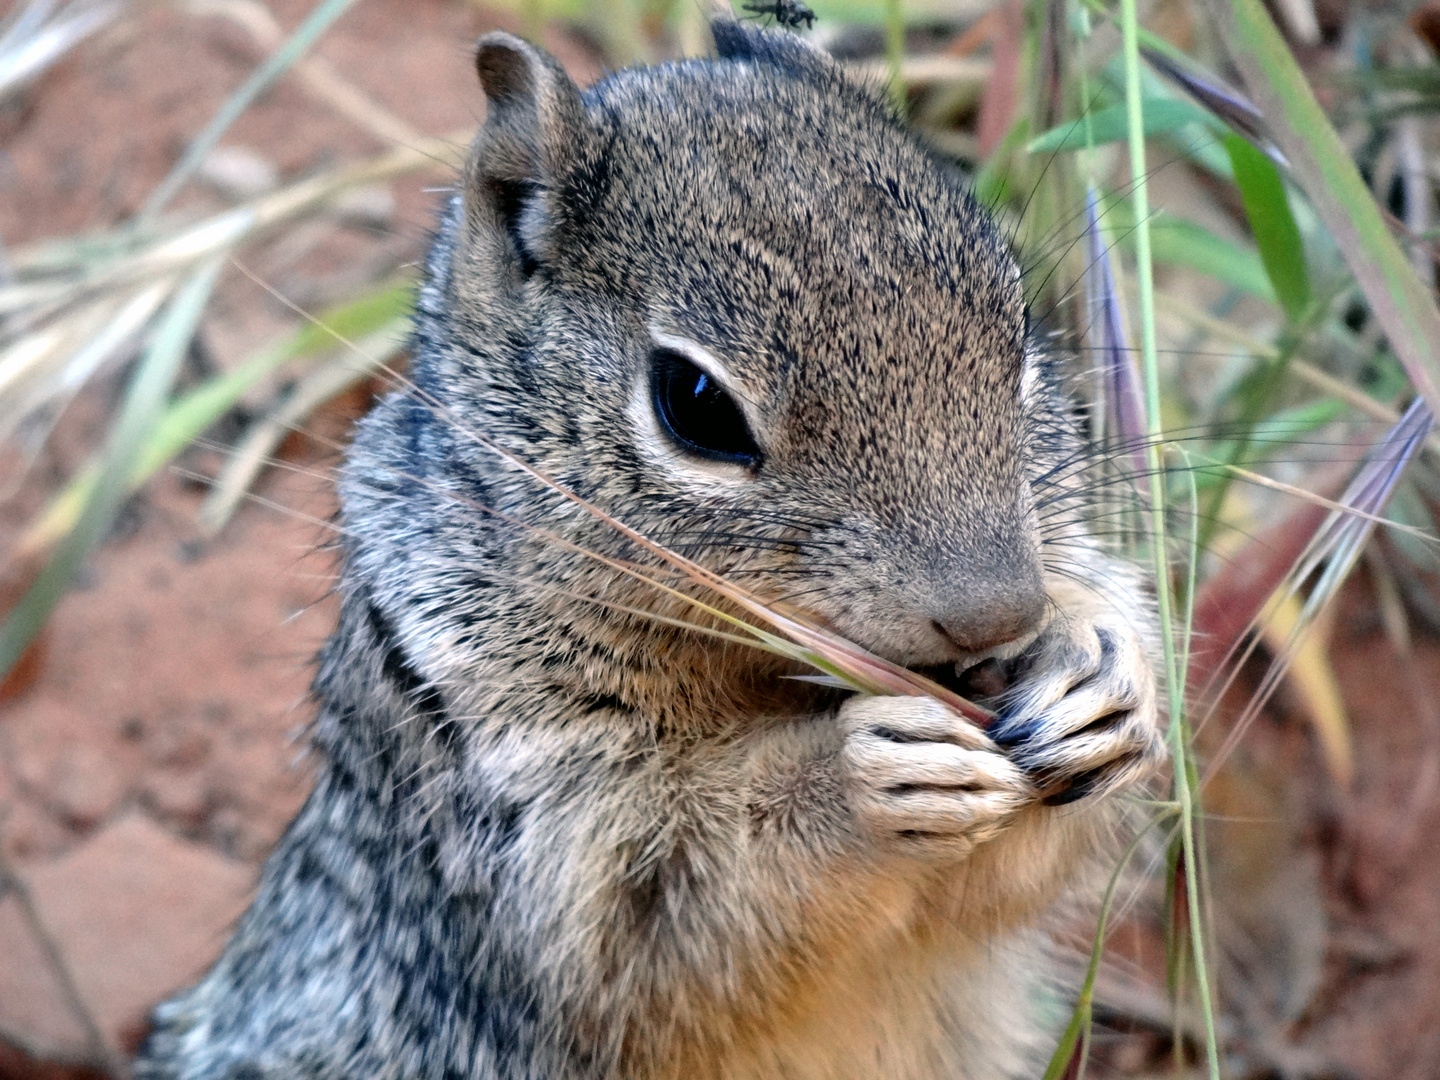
990,616 -> 1165,806
840,696 -> 1033,859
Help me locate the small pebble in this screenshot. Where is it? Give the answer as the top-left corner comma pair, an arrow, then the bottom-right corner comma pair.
199,145 -> 279,200
332,183 -> 396,229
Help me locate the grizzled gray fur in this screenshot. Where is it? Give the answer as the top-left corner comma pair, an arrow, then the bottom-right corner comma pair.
135,19 -> 1164,1080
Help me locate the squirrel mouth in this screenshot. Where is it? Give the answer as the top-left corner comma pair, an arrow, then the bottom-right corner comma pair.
910,657 -> 1016,705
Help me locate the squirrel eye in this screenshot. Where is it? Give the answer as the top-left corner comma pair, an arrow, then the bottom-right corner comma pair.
650,348 -> 762,467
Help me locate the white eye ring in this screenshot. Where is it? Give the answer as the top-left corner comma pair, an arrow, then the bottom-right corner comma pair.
628,327 -> 763,483
648,331 -> 754,407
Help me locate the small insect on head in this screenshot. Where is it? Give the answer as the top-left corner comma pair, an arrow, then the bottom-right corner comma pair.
740,0 -> 816,32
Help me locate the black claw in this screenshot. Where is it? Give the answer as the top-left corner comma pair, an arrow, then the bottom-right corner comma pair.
991,715 -> 1039,750
1041,766 -> 1108,806
1072,710 -> 1128,738
869,725 -> 929,744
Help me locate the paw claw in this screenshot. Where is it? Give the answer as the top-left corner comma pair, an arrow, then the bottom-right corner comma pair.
995,617 -> 1162,805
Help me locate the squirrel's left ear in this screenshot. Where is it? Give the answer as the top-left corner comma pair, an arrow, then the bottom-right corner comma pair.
711,18 -> 833,80
464,33 -> 588,278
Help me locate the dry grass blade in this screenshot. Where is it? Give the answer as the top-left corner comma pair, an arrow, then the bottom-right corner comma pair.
197,323 -> 408,534
0,130 -> 464,322
0,278 -> 174,447
370,459 -> 926,698
1207,461 -> 1440,546
1257,591 -> 1351,785
0,0 -> 123,101
0,259 -> 224,684
0,133 -> 463,454
234,274 -> 994,723
409,384 -> 996,725
1204,398 -> 1434,783
13,278 -> 415,559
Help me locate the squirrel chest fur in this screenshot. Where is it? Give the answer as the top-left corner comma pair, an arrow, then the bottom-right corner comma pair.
136,18 -> 1165,1080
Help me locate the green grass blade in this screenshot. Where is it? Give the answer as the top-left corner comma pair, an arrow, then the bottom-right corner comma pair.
1210,0 -> 1440,421
1105,197 -> 1274,299
137,0 -> 360,227
1039,1006 -> 1086,1080
1177,451 -> 1201,691
1223,132 -> 1310,323
884,0 -> 904,112
17,281 -> 414,557
1039,812 -> 1171,1080
0,259 -> 224,681
1028,98 -> 1216,154
1118,0 -> 1222,1072
973,118 -> 1031,210
261,278 -> 414,359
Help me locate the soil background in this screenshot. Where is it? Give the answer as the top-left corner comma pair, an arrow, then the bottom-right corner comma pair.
1,2 -> 1438,1078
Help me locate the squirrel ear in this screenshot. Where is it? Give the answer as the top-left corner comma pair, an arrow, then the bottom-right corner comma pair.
710,18 -> 831,79
465,32 -> 587,276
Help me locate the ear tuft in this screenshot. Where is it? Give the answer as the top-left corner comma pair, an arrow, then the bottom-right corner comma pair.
710,17 -> 830,78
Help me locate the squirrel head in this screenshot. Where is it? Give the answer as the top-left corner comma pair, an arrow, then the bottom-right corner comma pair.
359,20 -> 1053,716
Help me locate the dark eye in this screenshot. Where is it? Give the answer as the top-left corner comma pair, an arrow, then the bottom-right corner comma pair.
650,348 -> 762,467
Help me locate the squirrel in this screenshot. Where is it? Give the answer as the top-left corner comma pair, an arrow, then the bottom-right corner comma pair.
135,17 -> 1165,1080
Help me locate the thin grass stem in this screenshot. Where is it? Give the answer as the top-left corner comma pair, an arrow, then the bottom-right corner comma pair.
0,259 -> 225,680
1118,0 -> 1222,1072
137,0 -> 361,227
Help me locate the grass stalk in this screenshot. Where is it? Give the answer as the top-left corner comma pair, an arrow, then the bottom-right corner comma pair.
1208,0 -> 1440,421
197,322 -> 409,534
0,259 -> 225,681
434,385 -> 997,725
225,276 -> 999,724
884,0 -> 905,112
1117,0 -> 1222,1072
137,0 -> 361,227
1039,810 -> 1175,1080
15,281 -> 414,558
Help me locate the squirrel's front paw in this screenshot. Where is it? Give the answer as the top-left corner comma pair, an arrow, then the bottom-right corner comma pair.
991,617 -> 1165,806
840,696 -> 1033,859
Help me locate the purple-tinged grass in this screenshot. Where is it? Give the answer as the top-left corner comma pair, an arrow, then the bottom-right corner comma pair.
1204,398 -> 1434,783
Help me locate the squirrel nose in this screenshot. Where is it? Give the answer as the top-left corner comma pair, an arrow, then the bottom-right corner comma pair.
929,572 -> 1047,655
